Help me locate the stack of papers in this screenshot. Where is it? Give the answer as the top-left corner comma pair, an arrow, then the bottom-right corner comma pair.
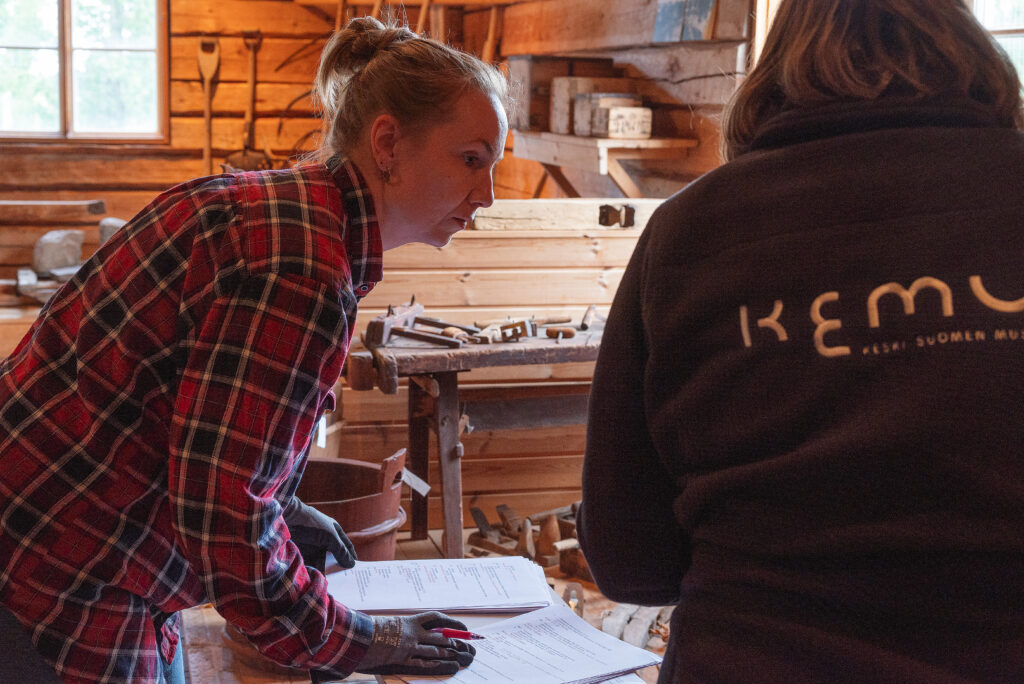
326,557 -> 552,613
398,603 -> 662,684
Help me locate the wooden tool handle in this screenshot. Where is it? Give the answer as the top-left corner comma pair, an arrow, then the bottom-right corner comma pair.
197,38 -> 220,176
545,326 -> 576,339
536,315 -> 572,325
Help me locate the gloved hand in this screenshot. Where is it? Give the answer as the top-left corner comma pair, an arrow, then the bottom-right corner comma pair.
282,497 -> 357,570
356,612 -> 477,675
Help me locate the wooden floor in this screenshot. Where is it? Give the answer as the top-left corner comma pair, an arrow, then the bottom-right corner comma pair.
181,530 -> 663,683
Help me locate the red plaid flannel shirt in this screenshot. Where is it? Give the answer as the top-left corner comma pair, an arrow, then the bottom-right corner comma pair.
0,156 -> 382,682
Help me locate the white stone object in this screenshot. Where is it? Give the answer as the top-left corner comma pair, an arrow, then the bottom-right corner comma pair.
33,229 -> 84,274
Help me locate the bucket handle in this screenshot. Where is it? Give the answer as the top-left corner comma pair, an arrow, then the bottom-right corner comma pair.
379,448 -> 407,492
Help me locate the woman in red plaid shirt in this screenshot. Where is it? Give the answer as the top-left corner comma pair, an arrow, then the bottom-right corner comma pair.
0,17 -> 509,684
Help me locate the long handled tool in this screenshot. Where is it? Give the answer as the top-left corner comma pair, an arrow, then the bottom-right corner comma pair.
335,0 -> 348,32
481,7 -> 501,62
197,37 -> 220,175
416,0 -> 432,34
225,31 -> 273,171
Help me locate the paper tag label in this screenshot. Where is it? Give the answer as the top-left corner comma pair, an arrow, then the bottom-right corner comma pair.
316,415 -> 327,449
401,468 -> 431,496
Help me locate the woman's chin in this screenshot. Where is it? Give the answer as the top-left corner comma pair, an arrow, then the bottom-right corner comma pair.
425,230 -> 457,248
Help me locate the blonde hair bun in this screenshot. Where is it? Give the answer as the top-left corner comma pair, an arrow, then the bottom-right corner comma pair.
312,16 -> 512,161
327,17 -> 416,78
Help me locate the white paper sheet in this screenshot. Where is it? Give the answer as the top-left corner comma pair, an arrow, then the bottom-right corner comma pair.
326,557 -> 552,613
397,604 -> 661,684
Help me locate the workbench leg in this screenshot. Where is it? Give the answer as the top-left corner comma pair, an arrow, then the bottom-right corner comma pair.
407,379 -> 431,541
434,372 -> 464,559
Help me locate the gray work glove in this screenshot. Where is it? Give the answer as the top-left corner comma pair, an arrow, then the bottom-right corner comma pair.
282,497 -> 357,570
356,612 -> 477,675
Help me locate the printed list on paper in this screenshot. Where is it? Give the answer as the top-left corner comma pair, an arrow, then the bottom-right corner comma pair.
326,557 -> 552,613
399,604 -> 661,684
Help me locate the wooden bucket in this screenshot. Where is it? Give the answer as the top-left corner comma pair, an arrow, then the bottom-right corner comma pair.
296,448 -> 408,562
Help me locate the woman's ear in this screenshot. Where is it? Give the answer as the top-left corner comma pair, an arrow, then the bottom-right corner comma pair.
369,113 -> 401,175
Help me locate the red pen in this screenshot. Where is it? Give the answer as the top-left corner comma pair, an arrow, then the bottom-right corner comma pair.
431,628 -> 486,640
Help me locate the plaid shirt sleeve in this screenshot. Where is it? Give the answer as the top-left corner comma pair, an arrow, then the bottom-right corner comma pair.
168,269 -> 373,676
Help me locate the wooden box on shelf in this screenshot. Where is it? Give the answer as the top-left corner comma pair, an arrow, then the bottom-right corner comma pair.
549,76 -> 636,135
592,106 -> 653,139
507,55 -> 622,132
572,92 -> 642,137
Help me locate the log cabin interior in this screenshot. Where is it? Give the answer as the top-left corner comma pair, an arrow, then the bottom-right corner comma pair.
2,1 -> 1021,682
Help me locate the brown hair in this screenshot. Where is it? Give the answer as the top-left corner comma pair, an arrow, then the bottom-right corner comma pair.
313,16 -> 513,161
721,0 -> 1024,160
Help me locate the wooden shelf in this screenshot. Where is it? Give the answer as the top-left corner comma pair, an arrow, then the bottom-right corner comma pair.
512,130 -> 698,198
0,199 -> 106,225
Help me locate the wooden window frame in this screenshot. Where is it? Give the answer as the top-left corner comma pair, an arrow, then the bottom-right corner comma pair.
973,0 -> 1024,34
0,0 -> 169,144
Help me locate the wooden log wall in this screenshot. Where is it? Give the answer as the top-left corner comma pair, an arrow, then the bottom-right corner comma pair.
0,0 -> 751,534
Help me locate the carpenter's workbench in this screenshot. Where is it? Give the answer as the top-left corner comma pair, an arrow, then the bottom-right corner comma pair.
346,328 -> 603,559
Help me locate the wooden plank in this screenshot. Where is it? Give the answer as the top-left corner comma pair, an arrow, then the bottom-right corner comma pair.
0,307 -> 40,357
501,0 -> 658,55
501,0 -> 749,55
464,393 -> 590,431
170,116 -> 320,155
170,37 -> 325,85
331,422 -> 588,461
512,131 -> 697,176
171,0 -> 332,36
0,200 -> 105,225
0,226 -> 99,249
430,454 -> 584,491
0,190 -> 156,223
0,152 -> 204,191
464,197 -> 655,232
400,489 -> 582,530
712,0 -> 752,39
340,372 -> 599,424
358,267 -> 625,309
612,42 -> 745,107
171,80 -> 315,117
383,230 -> 642,268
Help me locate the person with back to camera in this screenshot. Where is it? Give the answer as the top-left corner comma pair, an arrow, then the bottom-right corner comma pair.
577,0 -> 1024,681
0,16 -> 510,683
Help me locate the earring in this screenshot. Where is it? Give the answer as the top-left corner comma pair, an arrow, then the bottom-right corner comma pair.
378,159 -> 392,184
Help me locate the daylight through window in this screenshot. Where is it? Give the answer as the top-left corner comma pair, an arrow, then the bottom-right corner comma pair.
974,1 -> 1024,81
0,0 -> 165,140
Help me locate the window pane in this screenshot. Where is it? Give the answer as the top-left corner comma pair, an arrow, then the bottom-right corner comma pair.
975,1 -> 1024,30
0,48 -> 60,132
72,0 -> 156,50
0,0 -> 58,48
72,49 -> 158,133
994,35 -> 1024,82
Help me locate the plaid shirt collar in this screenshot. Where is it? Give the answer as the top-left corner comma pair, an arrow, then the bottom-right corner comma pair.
327,154 -> 383,299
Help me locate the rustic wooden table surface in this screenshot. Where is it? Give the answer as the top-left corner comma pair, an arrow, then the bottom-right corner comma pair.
345,327 -> 604,560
